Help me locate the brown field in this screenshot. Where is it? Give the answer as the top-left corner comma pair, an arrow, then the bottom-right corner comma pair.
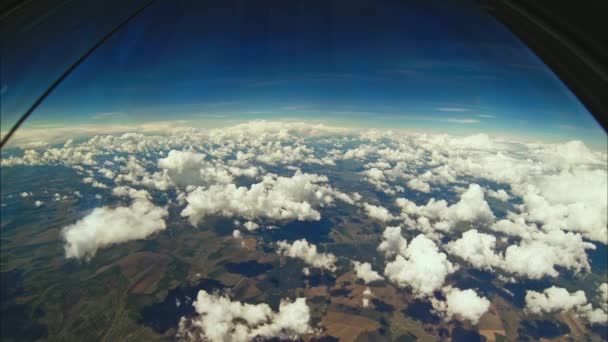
130,269 -> 163,294
493,296 -> 522,340
241,238 -> 257,251
321,311 -> 379,342
389,312 -> 439,342
479,301 -> 507,341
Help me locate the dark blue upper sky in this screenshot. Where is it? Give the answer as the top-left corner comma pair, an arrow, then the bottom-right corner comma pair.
1,0 -> 605,147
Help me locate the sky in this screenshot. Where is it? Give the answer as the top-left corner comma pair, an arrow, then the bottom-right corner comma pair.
1,0 -> 606,149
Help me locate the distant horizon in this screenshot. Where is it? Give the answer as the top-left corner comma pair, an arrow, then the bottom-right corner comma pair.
3,115 -> 606,152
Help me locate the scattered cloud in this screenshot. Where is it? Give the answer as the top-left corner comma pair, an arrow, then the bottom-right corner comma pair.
177,290 -> 312,341
431,287 -> 490,324
62,199 -> 168,259
352,261 -> 384,284
277,239 -> 337,272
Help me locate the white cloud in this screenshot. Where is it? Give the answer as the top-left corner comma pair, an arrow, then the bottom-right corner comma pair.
486,189 -> 510,201
407,178 -> 431,193
446,229 -> 502,270
62,199 -> 168,259
83,177 -> 108,189
34,200 -> 44,207
524,286 -> 608,324
352,261 -> 384,284
177,290 -> 312,342
437,107 -> 469,112
277,239 -> 337,272
112,186 -> 150,200
384,234 -> 455,296
431,287 -> 490,324
599,283 -> 608,312
396,184 -> 494,234
525,286 -> 587,314
363,203 -> 394,222
243,221 -> 260,231
181,171 -> 352,226
502,230 -> 594,279
377,226 -> 408,259
362,287 -> 373,308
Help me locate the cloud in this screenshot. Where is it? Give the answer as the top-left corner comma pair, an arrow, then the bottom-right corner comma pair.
352,261 -> 384,284
112,186 -> 150,200
177,290 -> 312,342
377,226 -> 408,259
437,107 -> 469,112
525,286 -> 587,314
243,221 -> 260,231
396,184 -> 494,234
34,200 -> 44,207
525,286 -> 607,324
363,203 -> 394,222
362,287 -> 373,307
277,239 -> 337,272
444,118 -> 480,124
384,234 -> 455,296
181,171 -> 353,226
486,189 -> 510,201
407,178 -> 431,193
599,283 -> 608,312
446,229 -> 502,270
431,287 -> 490,324
62,199 -> 168,259
502,230 -> 595,279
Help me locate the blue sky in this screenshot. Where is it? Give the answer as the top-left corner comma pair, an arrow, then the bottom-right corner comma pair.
2,0 -> 605,148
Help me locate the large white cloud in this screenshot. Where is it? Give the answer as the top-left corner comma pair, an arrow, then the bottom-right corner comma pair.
525,286 -> 588,314
446,229 -> 502,270
502,230 -> 595,279
431,287 -> 490,324
524,286 -> 608,324
177,290 -> 312,342
396,184 -> 494,235
277,239 -> 337,272
62,199 -> 168,259
383,234 -> 455,296
181,171 -> 354,226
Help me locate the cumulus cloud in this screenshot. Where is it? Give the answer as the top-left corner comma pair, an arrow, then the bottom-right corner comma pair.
112,186 -> 150,200
396,184 -> 494,234
407,178 -> 431,193
243,221 -> 260,231
525,286 -> 587,314
181,171 -> 353,226
363,203 -> 394,222
377,226 -> 408,259
34,200 -> 44,207
525,286 -> 608,324
277,239 -> 337,272
486,189 -> 510,201
384,234 -> 455,296
177,290 -> 312,342
502,230 -> 595,279
431,287 -> 490,324
352,261 -> 384,284
446,229 -> 502,270
62,199 -> 168,259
